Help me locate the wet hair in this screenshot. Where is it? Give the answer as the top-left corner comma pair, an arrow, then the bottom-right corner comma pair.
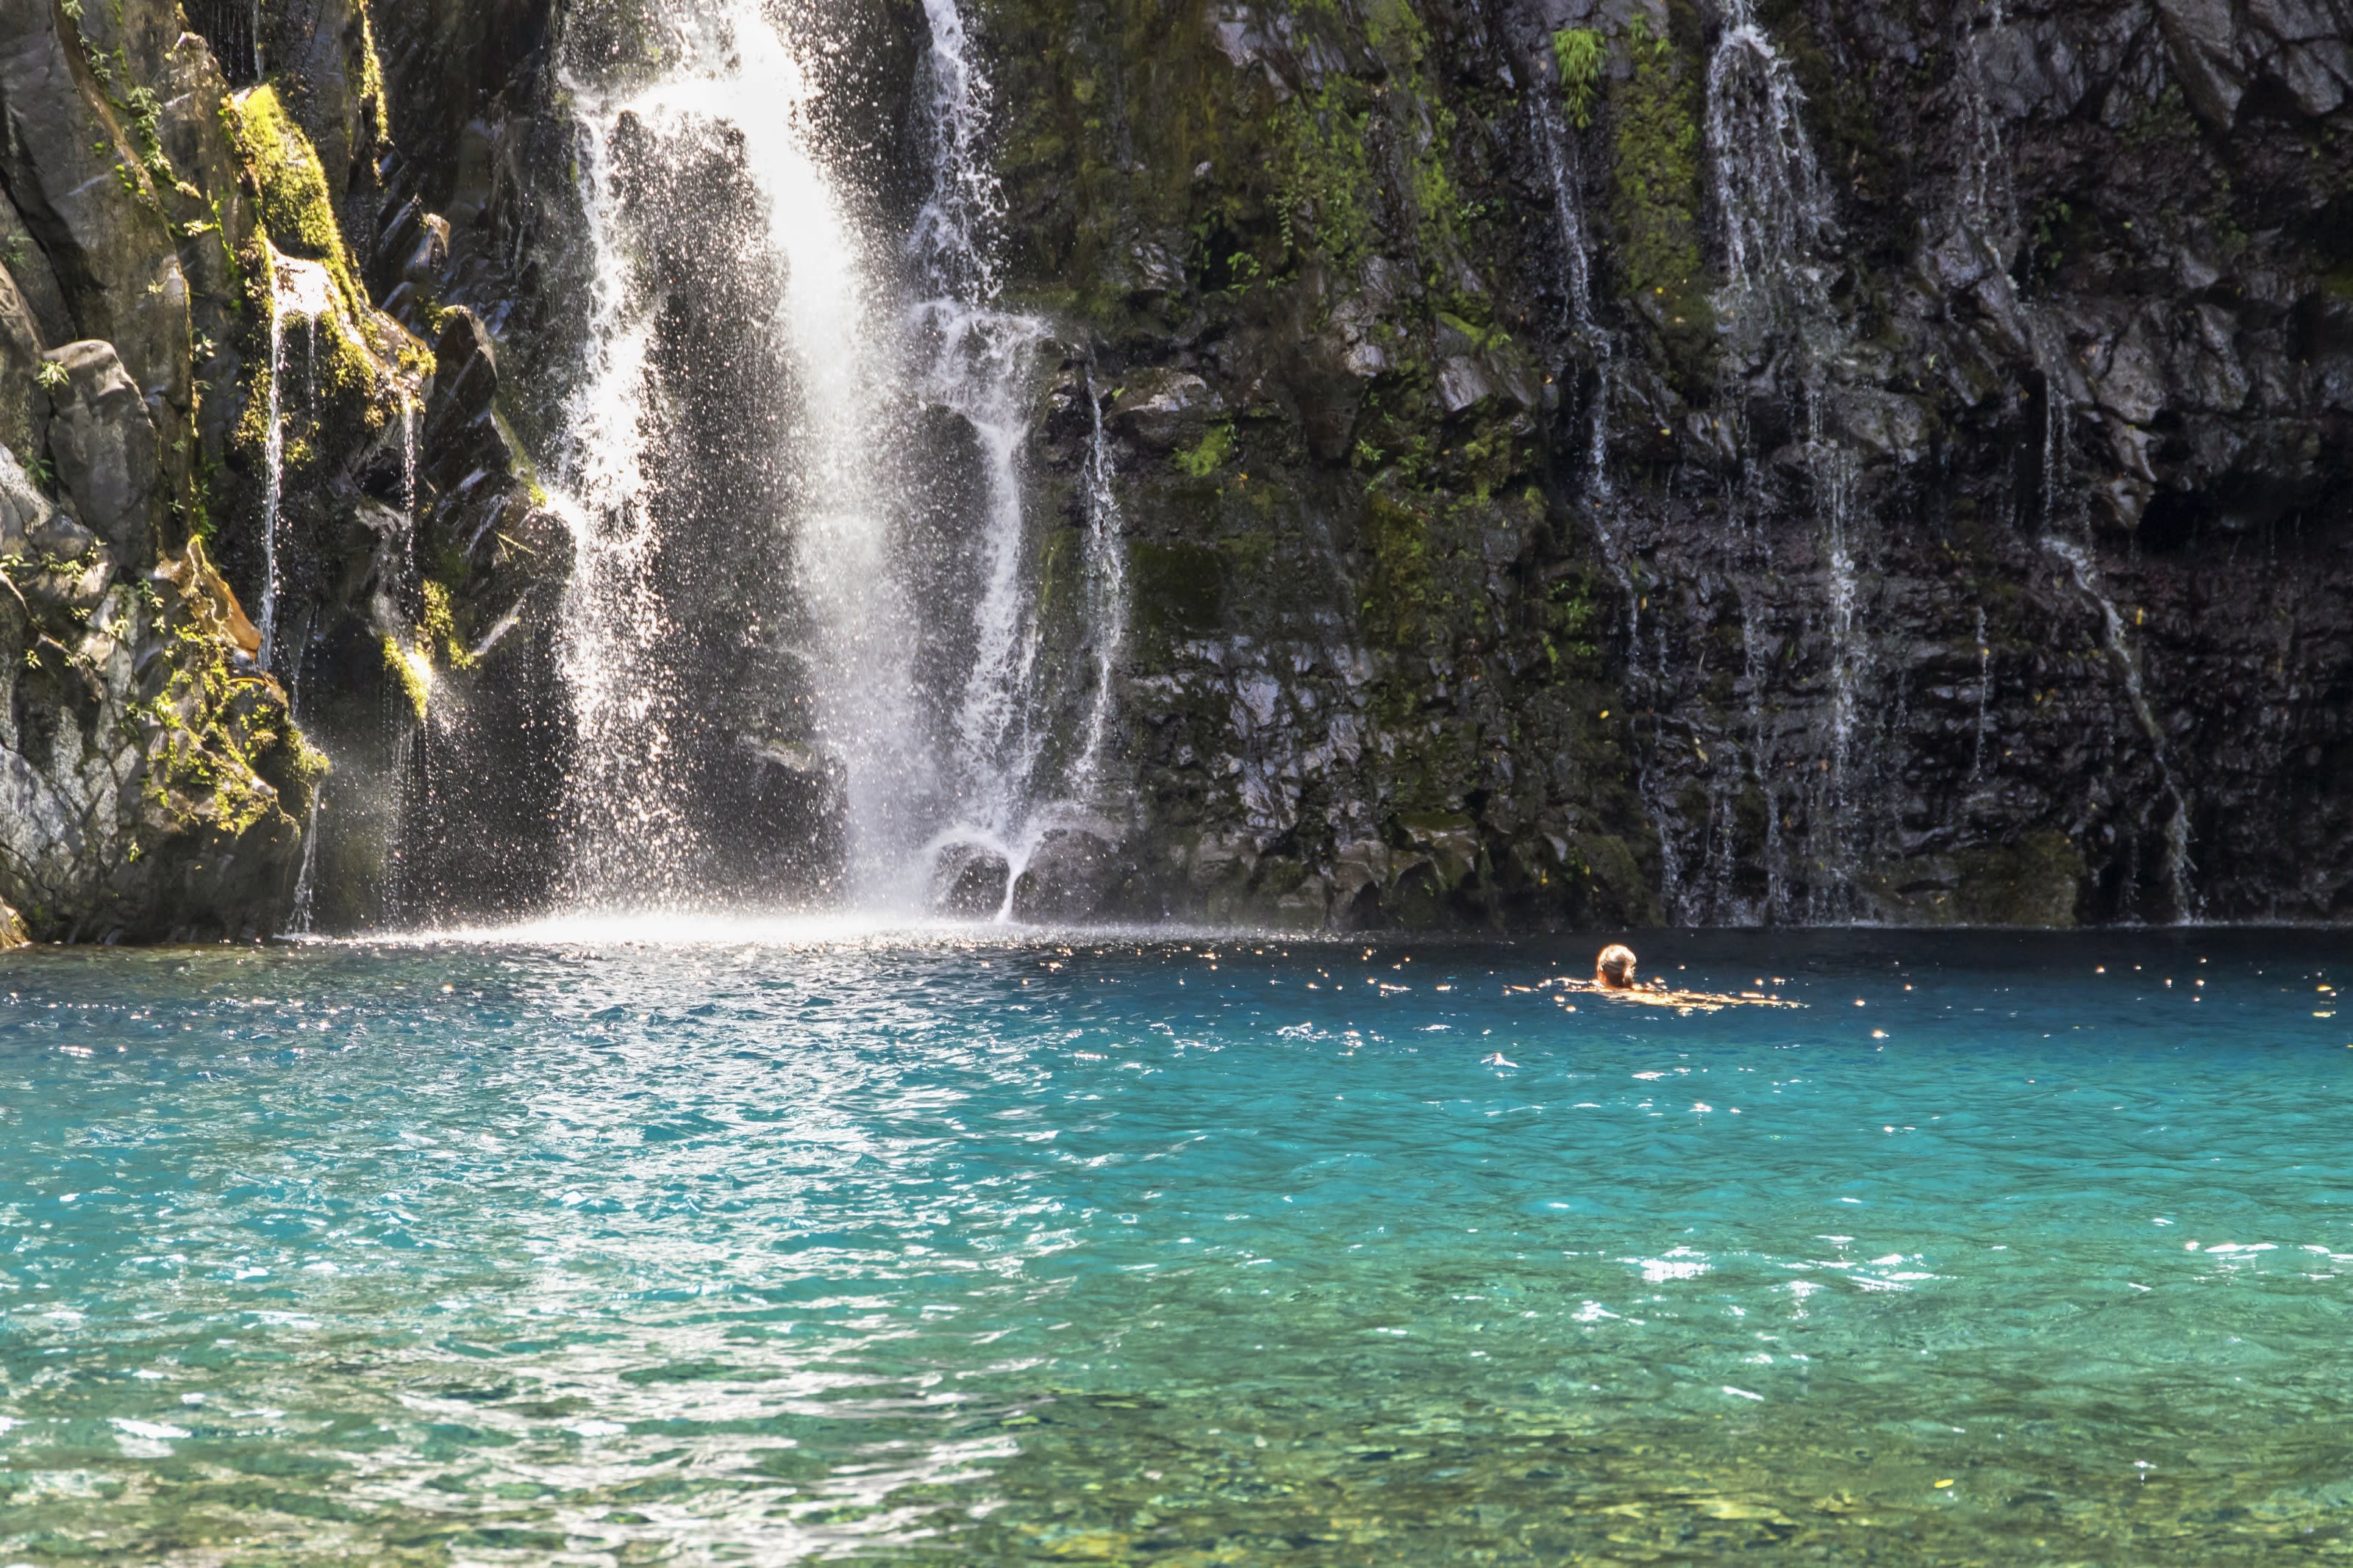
1596,944 -> 1638,989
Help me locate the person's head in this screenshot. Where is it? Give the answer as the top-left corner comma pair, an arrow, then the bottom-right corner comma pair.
1596,944 -> 1638,989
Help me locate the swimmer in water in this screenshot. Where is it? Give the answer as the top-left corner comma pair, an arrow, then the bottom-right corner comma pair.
1544,945 -> 1803,1014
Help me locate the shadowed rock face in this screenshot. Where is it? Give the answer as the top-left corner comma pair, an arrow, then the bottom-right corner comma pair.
2,0 -> 2346,939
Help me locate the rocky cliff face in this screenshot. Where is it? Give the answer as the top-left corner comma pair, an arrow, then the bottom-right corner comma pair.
1,0 -> 2346,937
971,0 -> 2353,928
0,0 -> 563,939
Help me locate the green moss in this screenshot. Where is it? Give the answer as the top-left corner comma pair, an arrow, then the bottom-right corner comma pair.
418,580 -> 477,672
223,87 -> 364,310
1174,420 -> 1235,479
1952,831 -> 2084,926
354,0 -> 391,151
1606,17 -> 1712,379
382,634 -> 431,721
138,545 -> 315,845
1363,487 -> 1434,654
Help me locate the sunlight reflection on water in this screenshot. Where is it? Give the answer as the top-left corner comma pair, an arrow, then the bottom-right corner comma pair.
0,930 -> 2346,1563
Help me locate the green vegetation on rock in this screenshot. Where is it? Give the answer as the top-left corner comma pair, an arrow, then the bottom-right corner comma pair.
1605,16 -> 1711,377
223,86 -> 365,311
1554,28 -> 1605,132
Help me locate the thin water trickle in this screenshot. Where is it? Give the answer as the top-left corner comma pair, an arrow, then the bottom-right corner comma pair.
399,390 -> 417,583
288,790 -> 322,934
1068,379 -> 1129,805
1971,605 -> 1991,781
2045,537 -> 2199,917
2029,326 -> 2197,919
254,248 -> 336,673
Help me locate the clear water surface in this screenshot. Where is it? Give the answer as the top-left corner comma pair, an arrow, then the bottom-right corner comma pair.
1,927 -> 2348,1564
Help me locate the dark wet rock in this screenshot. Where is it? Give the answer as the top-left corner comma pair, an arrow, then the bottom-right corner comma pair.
1011,827 -> 1126,923
932,842 -> 1012,919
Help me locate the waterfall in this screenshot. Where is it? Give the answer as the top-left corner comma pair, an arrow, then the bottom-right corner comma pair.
554,0 -> 921,905
922,304 -> 1049,837
1705,0 -> 1834,336
545,0 -> 1127,920
1531,65 -> 1704,919
254,248 -> 335,673
1704,0 -> 1874,921
549,70 -> 688,900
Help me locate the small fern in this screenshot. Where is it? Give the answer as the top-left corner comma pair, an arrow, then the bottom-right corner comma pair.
1553,28 -> 1606,131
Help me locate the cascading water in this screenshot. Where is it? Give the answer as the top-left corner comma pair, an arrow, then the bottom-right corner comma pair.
1706,0 -> 1834,336
1704,0 -> 1868,921
1971,606 -> 1992,781
553,0 -> 919,906
549,0 -> 1126,921
910,0 -> 1128,915
1067,382 -> 1129,806
254,248 -> 335,672
1530,60 -> 1700,920
2027,345 -> 2199,919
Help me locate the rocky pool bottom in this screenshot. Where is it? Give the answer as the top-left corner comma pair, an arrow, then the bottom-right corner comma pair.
0,928 -> 2347,1564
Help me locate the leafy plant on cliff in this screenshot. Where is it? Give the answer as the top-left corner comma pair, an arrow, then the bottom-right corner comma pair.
1554,28 -> 1605,131
1274,84 -> 1377,272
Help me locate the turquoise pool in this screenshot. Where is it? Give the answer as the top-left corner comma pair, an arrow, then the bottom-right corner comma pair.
1,928 -> 2346,1563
